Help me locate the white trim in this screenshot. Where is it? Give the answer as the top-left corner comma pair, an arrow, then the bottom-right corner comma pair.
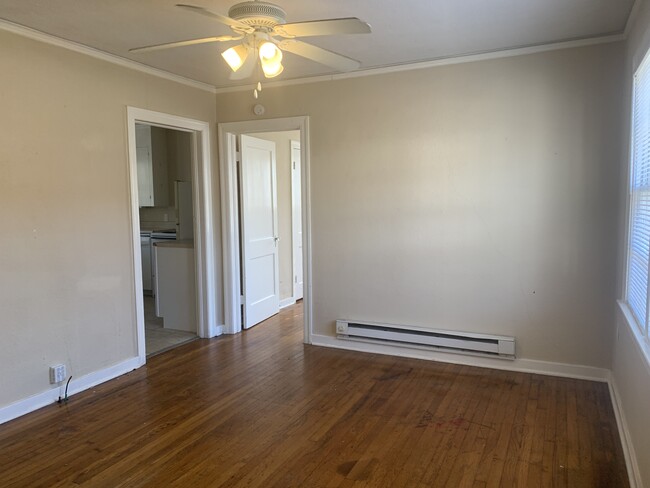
0,356 -> 141,425
126,117 -> 148,362
608,374 -> 642,488
290,139 -> 303,302
618,300 -> 650,375
280,298 -> 297,309
213,34 -> 626,95
127,107 -> 220,369
310,334 -> 610,382
219,129 -> 242,334
219,117 -> 313,345
0,19 -> 216,94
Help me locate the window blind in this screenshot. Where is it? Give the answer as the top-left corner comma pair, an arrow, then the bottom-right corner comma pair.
627,53 -> 650,334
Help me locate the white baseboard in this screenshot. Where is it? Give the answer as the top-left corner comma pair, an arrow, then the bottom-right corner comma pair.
280,298 -> 297,309
310,334 -> 610,382
208,324 -> 224,338
608,374 -> 642,488
0,356 -> 143,425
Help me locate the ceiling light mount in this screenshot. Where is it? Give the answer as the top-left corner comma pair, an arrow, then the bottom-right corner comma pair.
228,1 -> 287,30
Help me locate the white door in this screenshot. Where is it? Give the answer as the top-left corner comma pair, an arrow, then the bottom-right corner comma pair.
240,134 -> 280,328
291,140 -> 304,300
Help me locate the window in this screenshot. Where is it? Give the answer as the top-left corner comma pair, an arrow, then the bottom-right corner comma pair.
626,49 -> 650,339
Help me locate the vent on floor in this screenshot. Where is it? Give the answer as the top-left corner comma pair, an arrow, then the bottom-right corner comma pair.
336,319 -> 515,360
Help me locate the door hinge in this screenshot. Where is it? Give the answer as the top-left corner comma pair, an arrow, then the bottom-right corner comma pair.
236,151 -> 241,163
240,294 -> 245,305
293,161 -> 296,170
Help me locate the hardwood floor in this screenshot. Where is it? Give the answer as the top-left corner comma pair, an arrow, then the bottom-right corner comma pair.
0,303 -> 629,487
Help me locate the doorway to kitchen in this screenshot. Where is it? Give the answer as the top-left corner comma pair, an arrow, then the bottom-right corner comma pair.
218,117 -> 311,342
137,124 -> 197,355
127,108 -> 218,365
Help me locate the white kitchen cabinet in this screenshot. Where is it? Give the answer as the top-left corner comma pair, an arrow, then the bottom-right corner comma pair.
136,124 -> 154,207
154,241 -> 196,332
135,124 -> 170,207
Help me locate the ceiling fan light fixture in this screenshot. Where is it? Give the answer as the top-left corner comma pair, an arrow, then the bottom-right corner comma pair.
221,44 -> 249,72
262,60 -> 283,78
259,41 -> 283,78
132,4 -> 371,84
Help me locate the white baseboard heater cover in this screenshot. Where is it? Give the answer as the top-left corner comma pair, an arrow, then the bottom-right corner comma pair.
336,319 -> 515,360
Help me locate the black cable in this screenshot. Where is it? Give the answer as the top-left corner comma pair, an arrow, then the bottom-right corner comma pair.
64,376 -> 72,403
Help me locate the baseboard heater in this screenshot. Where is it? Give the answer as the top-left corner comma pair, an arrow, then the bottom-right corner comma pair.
336,319 -> 516,360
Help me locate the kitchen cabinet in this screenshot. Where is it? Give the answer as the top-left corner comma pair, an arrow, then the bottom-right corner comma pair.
135,124 -> 170,207
154,241 -> 196,332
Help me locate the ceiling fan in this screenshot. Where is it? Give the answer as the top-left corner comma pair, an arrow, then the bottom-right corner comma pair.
130,1 -> 372,84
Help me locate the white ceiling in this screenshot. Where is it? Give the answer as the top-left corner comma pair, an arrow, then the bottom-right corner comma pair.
0,0 -> 636,88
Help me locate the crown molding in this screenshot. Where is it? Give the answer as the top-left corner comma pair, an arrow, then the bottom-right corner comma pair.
213,32 -> 627,94
0,15 -> 629,97
0,18 -> 217,94
624,0 -> 643,38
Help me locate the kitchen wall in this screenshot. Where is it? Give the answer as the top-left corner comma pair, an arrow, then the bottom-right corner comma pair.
254,130 -> 301,301
0,28 -> 219,411
139,128 -> 192,231
215,42 -> 625,369
611,0 -> 650,484
139,206 -> 177,231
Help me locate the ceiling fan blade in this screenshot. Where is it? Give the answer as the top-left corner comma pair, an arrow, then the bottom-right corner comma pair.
279,40 -> 361,71
130,35 -> 242,53
229,50 -> 257,80
274,18 -> 371,38
176,4 -> 255,33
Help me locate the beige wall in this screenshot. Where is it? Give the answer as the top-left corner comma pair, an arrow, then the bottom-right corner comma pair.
216,42 -> 624,368
254,130 -> 301,301
611,1 -> 650,485
0,29 -> 218,409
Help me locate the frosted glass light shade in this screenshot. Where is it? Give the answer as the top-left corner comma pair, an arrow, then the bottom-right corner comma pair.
221,44 -> 249,72
259,42 -> 284,78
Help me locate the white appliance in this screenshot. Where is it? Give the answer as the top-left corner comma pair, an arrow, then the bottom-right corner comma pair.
140,231 -> 152,292
150,230 -> 176,306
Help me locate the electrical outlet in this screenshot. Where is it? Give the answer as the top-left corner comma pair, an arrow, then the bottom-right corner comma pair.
49,364 -> 66,384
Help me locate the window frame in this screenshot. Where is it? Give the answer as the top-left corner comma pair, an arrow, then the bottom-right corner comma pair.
624,46 -> 650,346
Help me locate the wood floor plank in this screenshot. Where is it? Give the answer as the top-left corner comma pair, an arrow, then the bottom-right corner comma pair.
0,303 -> 630,487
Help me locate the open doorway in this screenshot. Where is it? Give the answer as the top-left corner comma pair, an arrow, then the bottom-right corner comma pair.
136,123 -> 198,355
127,107 -> 219,366
218,117 -> 311,342
237,130 -> 303,329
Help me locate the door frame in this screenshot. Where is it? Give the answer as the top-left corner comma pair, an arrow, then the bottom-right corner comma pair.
218,116 -> 312,343
290,139 -> 303,302
127,107 -> 220,365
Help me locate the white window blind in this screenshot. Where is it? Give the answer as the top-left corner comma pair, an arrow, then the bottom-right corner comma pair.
627,51 -> 650,336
